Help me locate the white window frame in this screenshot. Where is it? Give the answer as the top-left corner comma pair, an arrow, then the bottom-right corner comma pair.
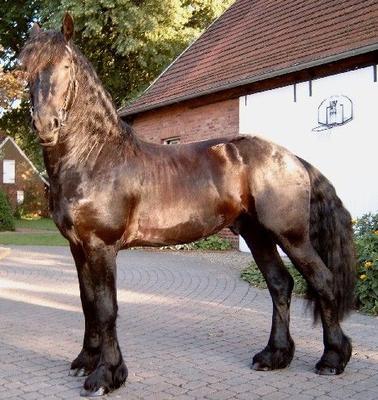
3,160 -> 15,184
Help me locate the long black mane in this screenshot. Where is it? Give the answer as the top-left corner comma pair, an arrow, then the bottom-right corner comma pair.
22,30 -> 137,168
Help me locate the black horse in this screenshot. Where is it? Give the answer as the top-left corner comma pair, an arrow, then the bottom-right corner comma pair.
20,14 -> 355,397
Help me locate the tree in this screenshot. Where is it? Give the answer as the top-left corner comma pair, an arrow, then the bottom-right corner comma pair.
0,0 -> 42,69
0,0 -> 235,169
39,0 -> 234,106
0,66 -> 26,111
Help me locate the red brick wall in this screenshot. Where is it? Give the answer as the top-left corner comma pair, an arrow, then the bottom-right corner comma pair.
129,98 -> 240,248
0,139 -> 49,216
131,98 -> 239,144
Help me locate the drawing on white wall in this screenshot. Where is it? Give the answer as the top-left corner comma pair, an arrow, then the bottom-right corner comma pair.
312,95 -> 353,132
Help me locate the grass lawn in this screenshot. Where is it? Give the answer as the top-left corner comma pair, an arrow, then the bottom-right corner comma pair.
0,232 -> 68,246
15,217 -> 58,231
0,218 -> 68,246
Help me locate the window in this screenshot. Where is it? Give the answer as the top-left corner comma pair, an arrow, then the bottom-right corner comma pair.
162,137 -> 180,145
17,190 -> 24,205
3,160 -> 15,183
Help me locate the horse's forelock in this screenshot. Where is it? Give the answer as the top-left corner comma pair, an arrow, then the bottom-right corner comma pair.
20,31 -> 68,79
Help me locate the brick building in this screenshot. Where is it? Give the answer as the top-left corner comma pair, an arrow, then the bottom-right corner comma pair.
119,0 -> 378,249
0,135 -> 49,216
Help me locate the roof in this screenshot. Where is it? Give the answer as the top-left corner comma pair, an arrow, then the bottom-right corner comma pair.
0,136 -> 49,186
119,0 -> 378,117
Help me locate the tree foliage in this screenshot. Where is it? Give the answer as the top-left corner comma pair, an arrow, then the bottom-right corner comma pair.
0,0 -> 42,68
0,67 -> 26,111
0,0 -> 234,170
39,0 -> 234,105
0,189 -> 15,231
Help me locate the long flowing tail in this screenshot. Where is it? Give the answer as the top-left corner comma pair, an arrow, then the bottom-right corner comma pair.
298,158 -> 356,322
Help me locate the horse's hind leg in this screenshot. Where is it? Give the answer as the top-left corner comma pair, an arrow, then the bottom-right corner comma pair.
277,235 -> 352,375
240,221 -> 295,370
69,243 -> 101,377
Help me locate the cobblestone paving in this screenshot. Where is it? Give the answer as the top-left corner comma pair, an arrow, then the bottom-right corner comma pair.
0,246 -> 377,400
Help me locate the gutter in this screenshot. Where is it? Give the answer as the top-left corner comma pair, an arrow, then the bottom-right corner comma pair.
119,42 -> 378,117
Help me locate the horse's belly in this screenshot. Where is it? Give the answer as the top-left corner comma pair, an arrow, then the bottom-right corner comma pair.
127,201 -> 238,247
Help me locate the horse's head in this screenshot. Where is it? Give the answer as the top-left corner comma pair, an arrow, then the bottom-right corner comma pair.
20,13 -> 76,147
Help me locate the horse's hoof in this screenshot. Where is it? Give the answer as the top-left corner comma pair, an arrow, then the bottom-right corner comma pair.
315,366 -> 340,375
80,386 -> 107,397
69,367 -> 90,377
251,361 -> 270,371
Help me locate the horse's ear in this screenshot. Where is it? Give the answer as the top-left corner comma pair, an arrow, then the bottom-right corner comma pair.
30,23 -> 41,38
61,12 -> 74,42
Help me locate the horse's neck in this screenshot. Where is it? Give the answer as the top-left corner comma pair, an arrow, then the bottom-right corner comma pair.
44,61 -> 136,175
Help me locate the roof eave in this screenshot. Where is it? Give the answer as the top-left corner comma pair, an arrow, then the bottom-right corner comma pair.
0,137 -> 50,186
119,42 -> 378,118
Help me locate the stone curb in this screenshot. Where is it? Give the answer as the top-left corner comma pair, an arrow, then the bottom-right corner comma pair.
0,246 -> 11,260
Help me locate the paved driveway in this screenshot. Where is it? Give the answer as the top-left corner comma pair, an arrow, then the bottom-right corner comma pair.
0,246 -> 377,400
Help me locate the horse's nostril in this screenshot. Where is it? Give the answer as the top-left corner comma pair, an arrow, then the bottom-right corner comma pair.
52,118 -> 60,130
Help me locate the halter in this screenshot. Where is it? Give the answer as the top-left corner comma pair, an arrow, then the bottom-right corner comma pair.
32,45 -> 78,147
58,51 -> 78,126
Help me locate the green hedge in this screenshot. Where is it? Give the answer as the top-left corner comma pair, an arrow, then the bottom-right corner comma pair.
354,213 -> 378,314
161,234 -> 232,251
0,190 -> 15,231
193,235 -> 232,250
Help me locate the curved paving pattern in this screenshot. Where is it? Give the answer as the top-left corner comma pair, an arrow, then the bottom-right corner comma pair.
0,246 -> 377,400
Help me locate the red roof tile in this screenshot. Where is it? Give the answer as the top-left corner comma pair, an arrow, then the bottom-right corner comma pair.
119,0 -> 378,116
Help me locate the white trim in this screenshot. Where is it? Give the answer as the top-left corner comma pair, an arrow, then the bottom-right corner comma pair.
0,137 -> 49,186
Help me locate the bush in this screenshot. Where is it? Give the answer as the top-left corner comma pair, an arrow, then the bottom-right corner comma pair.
354,213 -> 378,315
193,235 -> 232,250
160,235 -> 232,251
353,212 -> 378,237
0,190 -> 15,231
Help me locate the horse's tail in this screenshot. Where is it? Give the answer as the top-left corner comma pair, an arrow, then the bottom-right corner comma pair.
298,158 -> 356,323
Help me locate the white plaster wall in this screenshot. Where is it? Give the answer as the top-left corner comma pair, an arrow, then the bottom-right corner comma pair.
239,66 -> 378,252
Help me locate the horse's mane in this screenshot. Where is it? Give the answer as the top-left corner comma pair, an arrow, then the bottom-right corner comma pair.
20,29 -> 139,167
20,31 -> 68,79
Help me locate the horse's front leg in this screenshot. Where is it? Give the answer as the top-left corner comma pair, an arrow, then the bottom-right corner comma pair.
69,243 -> 101,377
80,243 -> 127,397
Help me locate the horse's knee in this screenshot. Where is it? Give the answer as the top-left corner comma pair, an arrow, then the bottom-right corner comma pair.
267,269 -> 294,300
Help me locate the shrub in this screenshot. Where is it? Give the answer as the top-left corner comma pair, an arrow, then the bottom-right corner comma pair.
0,190 -> 15,231
354,213 -> 378,315
193,235 -> 232,251
353,212 -> 378,237
160,235 -> 232,251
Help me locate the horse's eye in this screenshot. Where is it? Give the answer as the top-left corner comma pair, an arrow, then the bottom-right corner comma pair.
64,65 -> 70,69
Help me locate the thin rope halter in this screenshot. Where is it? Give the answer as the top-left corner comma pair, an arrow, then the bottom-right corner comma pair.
31,44 -> 78,147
